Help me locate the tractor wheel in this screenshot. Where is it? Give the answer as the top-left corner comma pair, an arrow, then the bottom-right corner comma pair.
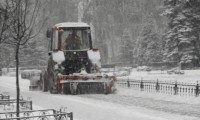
47,58 -> 59,94
49,71 -> 59,94
61,83 -> 71,94
41,71 -> 48,92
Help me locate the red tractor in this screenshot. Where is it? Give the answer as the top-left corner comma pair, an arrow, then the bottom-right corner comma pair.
40,22 -> 116,94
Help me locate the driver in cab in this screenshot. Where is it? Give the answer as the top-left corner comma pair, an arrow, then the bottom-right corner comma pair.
65,30 -> 81,50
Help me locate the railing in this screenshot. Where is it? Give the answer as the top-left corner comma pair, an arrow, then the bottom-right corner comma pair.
117,79 -> 200,97
0,94 -> 73,120
0,109 -> 73,120
0,94 -> 10,100
0,99 -> 32,111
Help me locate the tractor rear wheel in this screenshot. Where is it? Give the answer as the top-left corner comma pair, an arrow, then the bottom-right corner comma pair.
47,58 -> 58,94
49,71 -> 59,94
41,71 -> 48,92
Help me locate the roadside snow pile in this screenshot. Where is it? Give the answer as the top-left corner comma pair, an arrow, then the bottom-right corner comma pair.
136,66 -> 151,71
118,69 -> 200,83
1,68 -> 16,77
101,67 -> 131,77
21,69 -> 41,79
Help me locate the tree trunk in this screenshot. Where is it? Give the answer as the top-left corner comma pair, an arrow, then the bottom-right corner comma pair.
15,43 -> 20,118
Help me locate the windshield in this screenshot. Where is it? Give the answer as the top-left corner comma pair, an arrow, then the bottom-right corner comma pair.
58,29 -> 90,50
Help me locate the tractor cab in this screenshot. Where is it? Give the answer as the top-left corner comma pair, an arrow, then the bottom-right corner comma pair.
47,22 -> 93,51
46,22 -> 100,75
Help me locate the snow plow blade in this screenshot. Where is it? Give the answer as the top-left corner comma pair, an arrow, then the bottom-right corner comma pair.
57,74 -> 116,95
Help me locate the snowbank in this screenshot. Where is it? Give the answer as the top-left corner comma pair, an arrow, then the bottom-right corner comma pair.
118,69 -> 200,83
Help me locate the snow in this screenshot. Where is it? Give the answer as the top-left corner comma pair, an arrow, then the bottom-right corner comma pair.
0,76 -> 199,120
176,13 -> 186,20
54,22 -> 90,28
117,86 -> 200,105
21,69 -> 41,72
52,51 -> 65,64
87,50 -> 101,68
60,79 -> 112,83
118,69 -> 200,83
161,8 -> 174,16
2,68 -> 16,76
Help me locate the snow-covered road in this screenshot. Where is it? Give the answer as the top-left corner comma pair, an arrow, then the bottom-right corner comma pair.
0,76 -> 199,120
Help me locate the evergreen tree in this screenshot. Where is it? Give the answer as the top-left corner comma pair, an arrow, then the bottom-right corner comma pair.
81,0 -> 165,64
120,29 -> 134,64
137,15 -> 163,65
0,1 -> 9,44
0,44 -> 14,68
162,0 -> 200,68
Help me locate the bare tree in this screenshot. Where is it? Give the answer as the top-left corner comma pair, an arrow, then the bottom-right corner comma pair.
5,0 -> 45,117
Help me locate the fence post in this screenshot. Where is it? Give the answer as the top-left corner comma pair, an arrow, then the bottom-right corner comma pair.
30,101 -> 32,110
195,81 -> 199,97
140,78 -> 144,91
156,79 -> 160,92
174,81 -> 178,95
70,112 -> 73,120
127,77 -> 130,88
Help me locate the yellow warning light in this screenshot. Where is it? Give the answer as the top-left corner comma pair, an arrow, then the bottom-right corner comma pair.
54,26 -> 61,30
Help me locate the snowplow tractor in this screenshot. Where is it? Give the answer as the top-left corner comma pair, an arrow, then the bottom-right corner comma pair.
41,22 -> 116,94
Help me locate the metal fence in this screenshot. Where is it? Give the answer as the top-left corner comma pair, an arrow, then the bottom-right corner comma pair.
117,79 -> 200,97
0,99 -> 32,111
0,93 -> 73,120
0,109 -> 73,120
0,94 -> 10,100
